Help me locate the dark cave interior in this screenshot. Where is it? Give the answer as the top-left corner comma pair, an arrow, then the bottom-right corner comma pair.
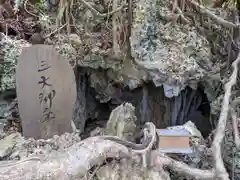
79,75 -> 214,139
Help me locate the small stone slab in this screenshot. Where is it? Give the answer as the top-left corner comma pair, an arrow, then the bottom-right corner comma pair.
16,45 -> 76,139
0,133 -> 19,158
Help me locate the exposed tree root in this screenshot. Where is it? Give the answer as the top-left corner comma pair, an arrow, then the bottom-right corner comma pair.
0,135 -> 216,180
151,152 -> 215,180
0,121 -> 228,180
231,107 -> 240,150
211,53 -> 240,180
231,97 -> 240,150
0,137 -> 131,180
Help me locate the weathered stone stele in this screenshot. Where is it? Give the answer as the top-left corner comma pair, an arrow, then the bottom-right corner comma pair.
16,45 -> 76,139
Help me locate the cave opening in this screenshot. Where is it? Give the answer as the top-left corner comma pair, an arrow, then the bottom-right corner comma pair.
81,80 -> 214,139
171,84 -> 213,139
0,73 -> 214,141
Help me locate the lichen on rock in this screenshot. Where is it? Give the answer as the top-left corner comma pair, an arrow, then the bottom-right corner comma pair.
130,0 -> 213,95
0,131 -> 81,161
0,33 -> 31,92
47,34 -> 79,68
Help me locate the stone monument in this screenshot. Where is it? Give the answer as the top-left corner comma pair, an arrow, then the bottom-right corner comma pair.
16,45 -> 77,139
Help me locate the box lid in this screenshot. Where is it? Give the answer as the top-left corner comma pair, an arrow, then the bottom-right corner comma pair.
158,147 -> 193,154
156,129 -> 190,137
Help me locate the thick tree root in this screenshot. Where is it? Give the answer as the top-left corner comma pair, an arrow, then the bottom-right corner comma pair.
0,137 -> 130,180
0,122 -> 216,180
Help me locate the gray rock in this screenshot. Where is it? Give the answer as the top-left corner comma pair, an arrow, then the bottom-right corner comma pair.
0,119 -> 6,133
0,133 -> 20,158
0,99 -> 9,118
130,0 -> 213,94
105,103 -> 138,142
0,99 -> 10,133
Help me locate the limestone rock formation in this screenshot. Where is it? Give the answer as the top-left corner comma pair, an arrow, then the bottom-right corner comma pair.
105,103 -> 138,142
130,0 -> 214,97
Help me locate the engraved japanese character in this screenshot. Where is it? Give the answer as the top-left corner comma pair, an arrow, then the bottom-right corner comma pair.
39,93 -> 44,104
39,90 -> 56,109
38,76 -> 52,88
41,110 -> 55,122
38,60 -> 51,72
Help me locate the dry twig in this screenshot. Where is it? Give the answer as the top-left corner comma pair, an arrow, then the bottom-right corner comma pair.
112,0 -> 122,57
79,0 -> 127,17
24,0 -> 39,17
231,97 -> 240,149
127,0 -> 132,58
186,0 -> 237,28
44,23 -> 67,39
175,6 -> 190,24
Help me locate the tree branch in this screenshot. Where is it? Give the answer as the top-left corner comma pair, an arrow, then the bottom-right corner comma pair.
231,108 -> 240,149
186,0 -> 237,28
151,151 -> 215,180
211,53 -> 240,180
79,0 -> 127,17
231,97 -> 240,149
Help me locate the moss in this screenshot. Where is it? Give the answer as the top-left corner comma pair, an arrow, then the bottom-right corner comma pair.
0,35 -> 31,92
